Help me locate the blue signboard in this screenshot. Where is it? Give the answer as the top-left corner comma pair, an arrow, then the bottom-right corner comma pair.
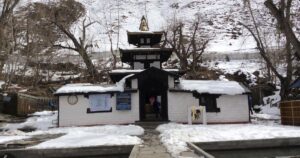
116,92 -> 131,110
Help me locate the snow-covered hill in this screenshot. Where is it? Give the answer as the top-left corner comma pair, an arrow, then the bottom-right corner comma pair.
22,0 -> 300,54
82,0 -> 258,53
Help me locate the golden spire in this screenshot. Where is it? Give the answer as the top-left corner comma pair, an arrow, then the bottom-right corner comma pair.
139,16 -> 149,31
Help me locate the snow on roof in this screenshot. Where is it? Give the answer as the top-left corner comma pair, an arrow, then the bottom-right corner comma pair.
126,47 -> 161,50
178,80 -> 249,95
127,31 -> 163,34
110,69 -> 179,74
55,84 -> 121,95
55,75 -> 133,95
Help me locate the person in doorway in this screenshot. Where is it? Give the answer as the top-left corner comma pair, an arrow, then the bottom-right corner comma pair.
149,96 -> 161,119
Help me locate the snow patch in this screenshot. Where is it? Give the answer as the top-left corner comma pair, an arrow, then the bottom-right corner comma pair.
29,125 -> 143,149
0,136 -> 30,144
157,123 -> 300,157
4,111 -> 57,131
1,111 -> 144,148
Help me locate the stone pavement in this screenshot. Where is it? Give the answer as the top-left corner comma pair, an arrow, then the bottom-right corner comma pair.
136,126 -> 171,158
134,122 -> 201,158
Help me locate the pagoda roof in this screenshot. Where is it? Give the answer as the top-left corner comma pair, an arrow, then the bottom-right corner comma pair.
126,67 -> 179,80
120,47 -> 172,52
119,48 -> 173,62
108,68 -> 182,83
127,31 -> 163,47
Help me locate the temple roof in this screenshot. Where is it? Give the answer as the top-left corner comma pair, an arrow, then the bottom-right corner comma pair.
119,48 -> 173,62
120,47 -> 172,52
127,31 -> 163,47
108,68 -> 182,83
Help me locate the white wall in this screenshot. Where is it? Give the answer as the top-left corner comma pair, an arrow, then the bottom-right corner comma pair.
168,92 -> 250,123
59,92 -> 139,127
168,76 -> 175,88
168,92 -> 198,122
207,95 -> 249,123
132,79 -> 138,89
134,62 -> 144,69
150,61 -> 160,68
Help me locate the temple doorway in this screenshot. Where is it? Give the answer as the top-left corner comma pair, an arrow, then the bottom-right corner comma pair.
137,68 -> 169,121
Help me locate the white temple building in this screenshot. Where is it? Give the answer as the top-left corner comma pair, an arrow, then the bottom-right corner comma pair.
55,16 -> 251,127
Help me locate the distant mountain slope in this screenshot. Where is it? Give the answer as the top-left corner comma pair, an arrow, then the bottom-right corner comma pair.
22,0 -> 300,53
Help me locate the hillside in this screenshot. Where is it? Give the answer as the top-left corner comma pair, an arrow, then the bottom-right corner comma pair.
24,0 -> 291,54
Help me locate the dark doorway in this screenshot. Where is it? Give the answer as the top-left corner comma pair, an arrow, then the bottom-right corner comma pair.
138,68 -> 169,121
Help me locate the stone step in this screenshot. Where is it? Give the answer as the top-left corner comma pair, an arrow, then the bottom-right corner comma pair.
135,121 -> 168,129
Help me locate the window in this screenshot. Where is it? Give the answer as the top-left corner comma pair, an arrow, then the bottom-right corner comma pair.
140,38 -> 144,44
87,94 -> 112,113
199,95 -> 220,112
146,38 -> 151,44
147,55 -> 157,60
135,55 -> 146,60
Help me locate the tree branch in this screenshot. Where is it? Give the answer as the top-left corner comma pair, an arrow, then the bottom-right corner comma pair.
239,22 -> 284,81
264,0 -> 300,58
53,44 -> 78,51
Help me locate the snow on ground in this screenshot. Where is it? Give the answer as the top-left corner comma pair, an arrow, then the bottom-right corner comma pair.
252,90 -> 281,121
252,103 -> 281,121
0,135 -> 30,144
208,60 -> 263,75
29,126 -> 143,149
3,111 -> 57,131
0,111 -> 144,148
251,113 -> 280,120
263,90 -> 281,107
157,123 -> 300,157
205,59 -> 264,84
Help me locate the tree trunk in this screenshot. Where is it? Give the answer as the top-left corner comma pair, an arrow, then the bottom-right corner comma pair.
179,57 -> 188,71
78,49 -> 98,80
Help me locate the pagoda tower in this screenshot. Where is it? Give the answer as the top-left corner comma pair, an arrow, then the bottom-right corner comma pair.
120,16 -> 173,69
109,16 -> 175,82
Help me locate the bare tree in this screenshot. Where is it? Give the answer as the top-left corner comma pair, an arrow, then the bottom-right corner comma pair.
19,0 -> 99,81
240,0 -> 295,99
100,0 -> 123,69
53,18 -> 98,80
14,3 -> 61,86
164,16 -> 210,73
0,0 -> 20,78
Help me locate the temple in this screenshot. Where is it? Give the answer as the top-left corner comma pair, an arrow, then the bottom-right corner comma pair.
55,16 -> 251,126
